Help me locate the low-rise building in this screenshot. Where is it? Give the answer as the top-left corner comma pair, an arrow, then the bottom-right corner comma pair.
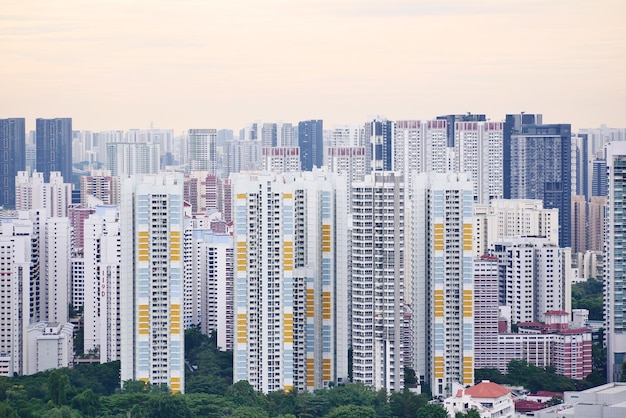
444,380 -> 514,418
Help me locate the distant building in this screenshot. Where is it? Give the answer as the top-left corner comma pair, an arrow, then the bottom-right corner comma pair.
106,142 -> 160,176
36,118 -> 72,183
262,147 -> 301,172
473,199 -> 559,258
16,171 -> 72,218
188,129 -> 218,174
298,119 -> 323,171
0,118 -> 26,209
506,122 -> 572,248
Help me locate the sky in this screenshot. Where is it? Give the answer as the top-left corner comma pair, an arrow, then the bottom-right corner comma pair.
1,0 -> 625,134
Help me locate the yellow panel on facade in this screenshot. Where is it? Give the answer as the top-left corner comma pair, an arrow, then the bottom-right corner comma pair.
236,193 -> 247,199
306,289 -> 315,318
434,356 -> 445,378
139,377 -> 149,383
283,193 -> 292,199
284,313 -> 293,342
237,314 -> 247,343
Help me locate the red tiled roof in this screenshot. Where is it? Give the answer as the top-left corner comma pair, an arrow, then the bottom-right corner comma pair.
515,400 -> 545,412
464,381 -> 511,398
545,310 -> 569,315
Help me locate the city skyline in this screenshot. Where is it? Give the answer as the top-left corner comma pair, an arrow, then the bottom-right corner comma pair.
1,0 -> 625,133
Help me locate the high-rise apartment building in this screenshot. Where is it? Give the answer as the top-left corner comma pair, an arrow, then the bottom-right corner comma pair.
592,158 -> 608,197
84,205 -> 121,363
350,172 -> 406,392
588,196 -> 607,252
605,142 -> 626,382
0,217 -> 33,376
473,199 -> 559,257
505,121 -> 572,248
15,171 -> 72,218
262,147 -> 301,173
0,118 -> 26,209
106,142 -> 160,176
393,120 -> 448,181
325,147 -> 366,211
120,173 -> 185,392
472,256 -> 500,370
436,113 -> 487,147
224,139 -> 262,177
232,170 -> 348,393
185,227 -> 234,351
36,118 -> 72,183
44,217 -> 71,324
298,120 -> 323,171
365,117 -> 393,173
491,237 -> 564,324
410,172 -> 474,397
80,170 -> 120,206
188,129 -> 218,174
328,125 -> 364,147
571,195 -> 587,254
454,121 -> 504,203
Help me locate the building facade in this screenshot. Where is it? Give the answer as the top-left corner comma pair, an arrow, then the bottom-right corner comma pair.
350,172 -> 406,392
0,118 -> 26,209
232,170 -> 348,393
411,172 -> 475,397
605,142 -> 626,382
36,118 -> 72,183
120,174 -> 185,392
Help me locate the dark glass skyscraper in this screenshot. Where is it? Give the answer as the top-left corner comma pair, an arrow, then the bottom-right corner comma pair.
366,118 -> 393,172
36,118 -> 72,183
298,119 -> 323,171
506,122 -> 572,248
0,118 -> 26,209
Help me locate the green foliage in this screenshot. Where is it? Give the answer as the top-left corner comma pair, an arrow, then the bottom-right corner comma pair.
389,389 -> 428,418
48,370 -> 70,406
404,367 -> 418,386
416,403 -> 448,418
0,402 -> 18,418
456,409 -> 481,418
229,406 -> 270,418
571,277 -> 604,320
70,389 -> 100,416
146,394 -> 194,418
326,404 -> 376,418
474,368 -> 506,384
504,359 -> 590,392
185,327 -> 233,394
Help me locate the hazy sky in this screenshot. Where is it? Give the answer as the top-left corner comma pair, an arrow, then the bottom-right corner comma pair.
1,0 -> 624,133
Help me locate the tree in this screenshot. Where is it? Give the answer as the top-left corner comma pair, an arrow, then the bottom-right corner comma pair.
146,395 -> 194,418
389,389 -> 427,418
230,406 -> 270,418
0,402 -> 18,418
326,405 -> 376,418
415,403 -> 448,418
474,368 -> 506,384
122,379 -> 149,393
48,370 -> 70,406
70,389 -> 100,416
456,409 -> 481,418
